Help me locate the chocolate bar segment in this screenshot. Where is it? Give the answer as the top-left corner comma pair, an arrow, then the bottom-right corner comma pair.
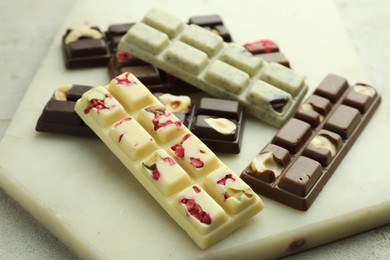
36,85 -> 95,137
62,27 -> 112,68
108,51 -> 200,94
187,98 -> 244,154
244,40 -> 290,68
74,72 -> 264,249
240,74 -> 381,210
118,8 -> 308,127
314,73 -> 349,103
272,118 -> 312,154
158,95 -> 245,154
105,23 -> 134,53
188,14 -> 233,42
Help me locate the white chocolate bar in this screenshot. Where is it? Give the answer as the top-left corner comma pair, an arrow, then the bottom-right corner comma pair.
118,8 -> 308,127
74,72 -> 264,249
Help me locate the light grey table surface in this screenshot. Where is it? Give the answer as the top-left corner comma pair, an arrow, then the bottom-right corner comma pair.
0,0 -> 389,259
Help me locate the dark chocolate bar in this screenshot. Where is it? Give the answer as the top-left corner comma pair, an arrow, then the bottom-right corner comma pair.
62,27 -> 112,68
161,96 -> 244,154
240,74 -> 381,210
108,51 -> 200,94
105,23 -> 135,53
188,14 -> 233,42
36,85 -> 95,137
244,40 -> 290,68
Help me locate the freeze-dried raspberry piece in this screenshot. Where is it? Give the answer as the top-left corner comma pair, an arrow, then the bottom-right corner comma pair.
180,198 -> 211,224
216,174 -> 235,185
190,157 -> 204,168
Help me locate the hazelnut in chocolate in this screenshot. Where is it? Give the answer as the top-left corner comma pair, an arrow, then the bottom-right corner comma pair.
62,27 -> 112,68
241,74 -> 381,210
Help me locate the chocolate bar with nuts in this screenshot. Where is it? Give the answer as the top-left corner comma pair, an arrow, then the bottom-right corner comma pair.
35,85 -> 95,137
108,52 -> 200,94
62,27 -> 113,68
118,8 -> 308,127
244,40 -> 290,68
36,87 -> 244,154
158,94 -> 244,154
74,72 -> 264,248
240,74 -> 381,210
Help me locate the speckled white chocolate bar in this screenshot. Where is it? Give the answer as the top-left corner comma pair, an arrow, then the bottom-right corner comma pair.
118,8 -> 308,127
74,72 -> 264,249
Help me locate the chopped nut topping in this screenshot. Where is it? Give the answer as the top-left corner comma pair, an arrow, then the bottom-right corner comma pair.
300,103 -> 324,122
54,86 -> 72,101
353,85 -> 376,97
65,28 -> 103,44
64,27 -> 102,44
204,117 -> 236,135
311,135 -> 336,156
145,105 -> 167,116
225,188 -> 254,201
251,151 -> 283,177
158,93 -> 191,113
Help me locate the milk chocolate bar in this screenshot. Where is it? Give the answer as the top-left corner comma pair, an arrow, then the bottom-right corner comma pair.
108,51 -> 199,94
188,14 -> 233,42
118,8 -> 308,127
62,27 -> 112,68
244,40 -> 290,68
74,72 -> 264,248
160,95 -> 244,154
36,85 -> 95,137
240,74 -> 381,210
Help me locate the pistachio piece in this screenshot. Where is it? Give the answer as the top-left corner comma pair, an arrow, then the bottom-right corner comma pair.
142,152 -> 161,170
158,93 -> 191,113
204,117 -> 236,135
251,151 -> 283,178
310,135 -> 336,156
225,188 -> 254,200
64,27 -> 102,44
54,85 -> 72,101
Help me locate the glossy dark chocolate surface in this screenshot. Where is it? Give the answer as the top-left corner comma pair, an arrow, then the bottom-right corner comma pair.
244,40 -> 290,68
188,14 -> 233,42
62,27 -> 112,69
173,97 -> 244,154
105,23 -> 134,53
240,74 -> 381,210
36,85 -> 95,137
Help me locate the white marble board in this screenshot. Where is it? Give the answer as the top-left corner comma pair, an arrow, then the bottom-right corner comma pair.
0,0 -> 389,259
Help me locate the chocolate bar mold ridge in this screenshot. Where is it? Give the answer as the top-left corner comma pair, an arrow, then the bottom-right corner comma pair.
74,72 -> 264,249
240,74 -> 381,210
118,8 -> 308,127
